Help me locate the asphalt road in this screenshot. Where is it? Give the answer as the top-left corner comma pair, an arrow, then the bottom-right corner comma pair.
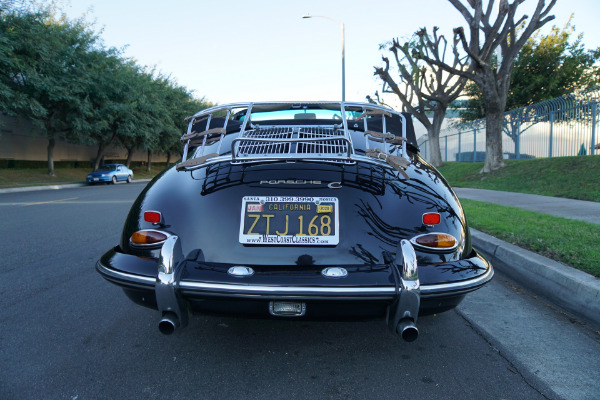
1,183 -> 598,400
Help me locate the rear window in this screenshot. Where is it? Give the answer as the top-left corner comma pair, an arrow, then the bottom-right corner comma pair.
243,109 -> 363,121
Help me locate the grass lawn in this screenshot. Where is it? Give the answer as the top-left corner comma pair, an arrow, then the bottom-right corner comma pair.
462,199 -> 600,277
438,157 -> 600,276
437,156 -> 600,202
0,165 -> 164,188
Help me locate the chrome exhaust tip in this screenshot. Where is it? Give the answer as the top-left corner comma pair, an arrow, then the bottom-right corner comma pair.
158,312 -> 180,335
397,319 -> 419,342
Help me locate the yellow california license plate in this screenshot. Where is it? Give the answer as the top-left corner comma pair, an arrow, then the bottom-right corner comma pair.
239,196 -> 339,245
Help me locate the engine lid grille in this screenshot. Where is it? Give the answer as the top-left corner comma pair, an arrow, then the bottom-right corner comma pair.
234,126 -> 350,162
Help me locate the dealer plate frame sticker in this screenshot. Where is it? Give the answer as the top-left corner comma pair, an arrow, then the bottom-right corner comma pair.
239,196 -> 339,245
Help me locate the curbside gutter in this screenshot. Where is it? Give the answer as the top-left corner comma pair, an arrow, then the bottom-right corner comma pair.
472,229 -> 600,327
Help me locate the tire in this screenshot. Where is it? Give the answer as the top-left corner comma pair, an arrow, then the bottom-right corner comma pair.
127,175 -> 132,183
112,176 -> 117,184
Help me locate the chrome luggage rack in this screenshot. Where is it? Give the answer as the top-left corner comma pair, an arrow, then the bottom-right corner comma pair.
177,102 -> 411,178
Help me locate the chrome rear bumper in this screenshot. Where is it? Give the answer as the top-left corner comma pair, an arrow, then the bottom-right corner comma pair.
96,237 -> 493,340
96,259 -> 493,299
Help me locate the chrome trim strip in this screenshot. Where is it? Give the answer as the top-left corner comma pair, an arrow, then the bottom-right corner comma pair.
96,261 -> 155,286
97,257 -> 493,298
420,265 -> 494,295
97,261 -> 492,296
178,266 -> 493,297
178,281 -> 394,295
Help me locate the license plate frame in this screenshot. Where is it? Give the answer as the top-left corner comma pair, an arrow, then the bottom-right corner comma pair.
239,196 -> 339,246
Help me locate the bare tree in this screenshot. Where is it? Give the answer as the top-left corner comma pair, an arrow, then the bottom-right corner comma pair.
374,28 -> 468,167
416,0 -> 556,172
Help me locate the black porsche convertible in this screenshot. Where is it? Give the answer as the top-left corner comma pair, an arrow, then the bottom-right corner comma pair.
96,101 -> 493,341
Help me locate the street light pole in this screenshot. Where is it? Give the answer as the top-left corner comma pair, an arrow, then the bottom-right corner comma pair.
302,14 -> 345,102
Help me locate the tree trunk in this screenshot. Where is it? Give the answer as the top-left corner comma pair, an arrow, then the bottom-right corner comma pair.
94,143 -> 105,171
47,137 -> 55,176
93,131 -> 118,170
511,123 -> 520,159
166,152 -> 171,166
478,76 -> 509,173
481,107 -> 506,173
427,108 -> 446,167
125,146 -> 134,168
147,150 -> 152,172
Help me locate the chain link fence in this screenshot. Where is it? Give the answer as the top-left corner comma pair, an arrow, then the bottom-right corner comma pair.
419,87 -> 600,162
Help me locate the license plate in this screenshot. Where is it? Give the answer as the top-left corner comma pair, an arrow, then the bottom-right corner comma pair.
94,178 -> 99,181
239,196 -> 339,245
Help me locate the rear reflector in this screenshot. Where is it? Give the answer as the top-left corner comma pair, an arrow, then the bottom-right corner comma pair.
130,230 -> 168,246
422,213 -> 441,225
144,211 -> 162,224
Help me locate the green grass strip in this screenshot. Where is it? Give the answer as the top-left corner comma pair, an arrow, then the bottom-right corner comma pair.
462,199 -> 600,277
438,156 -> 600,202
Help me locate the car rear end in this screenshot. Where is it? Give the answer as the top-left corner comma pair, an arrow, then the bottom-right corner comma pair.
96,102 -> 493,341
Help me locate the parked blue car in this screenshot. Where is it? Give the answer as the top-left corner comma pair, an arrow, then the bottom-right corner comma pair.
87,164 -> 133,184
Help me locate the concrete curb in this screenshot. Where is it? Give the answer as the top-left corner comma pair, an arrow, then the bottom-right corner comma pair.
0,179 -> 152,194
0,183 -> 86,193
472,229 -> 600,327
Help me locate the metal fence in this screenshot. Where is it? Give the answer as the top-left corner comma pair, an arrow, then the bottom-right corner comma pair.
419,87 -> 600,162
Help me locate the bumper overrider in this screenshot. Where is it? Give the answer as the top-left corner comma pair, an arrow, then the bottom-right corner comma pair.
96,236 -> 493,341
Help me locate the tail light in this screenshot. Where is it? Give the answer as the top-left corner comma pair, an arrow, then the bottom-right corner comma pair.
144,211 -> 162,224
411,233 -> 457,251
422,213 -> 441,226
130,230 -> 170,247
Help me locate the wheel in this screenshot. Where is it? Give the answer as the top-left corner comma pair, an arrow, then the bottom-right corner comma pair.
127,175 -> 132,183
112,176 -> 117,184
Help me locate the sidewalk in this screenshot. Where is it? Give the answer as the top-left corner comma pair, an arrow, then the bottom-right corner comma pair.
454,187 -> 600,225
454,187 -> 600,327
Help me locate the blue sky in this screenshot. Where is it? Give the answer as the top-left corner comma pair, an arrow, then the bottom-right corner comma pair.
63,0 -> 600,105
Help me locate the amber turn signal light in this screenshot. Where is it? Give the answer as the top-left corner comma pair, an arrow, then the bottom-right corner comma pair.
414,233 -> 457,249
130,230 -> 169,246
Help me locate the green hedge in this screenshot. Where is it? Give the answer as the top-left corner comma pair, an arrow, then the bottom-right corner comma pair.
0,159 -> 172,169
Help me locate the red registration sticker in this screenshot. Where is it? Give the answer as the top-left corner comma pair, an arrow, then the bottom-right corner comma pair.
247,204 -> 263,212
